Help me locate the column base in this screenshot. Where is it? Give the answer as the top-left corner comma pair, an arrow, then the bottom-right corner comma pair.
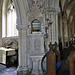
17,66 -> 29,75
31,69 -> 43,75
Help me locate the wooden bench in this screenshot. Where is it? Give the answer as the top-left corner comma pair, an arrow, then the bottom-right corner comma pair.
46,42 -> 56,75
68,51 -> 75,75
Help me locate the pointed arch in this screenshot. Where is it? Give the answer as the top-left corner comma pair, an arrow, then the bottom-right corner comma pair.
2,0 -> 19,37
31,19 -> 41,33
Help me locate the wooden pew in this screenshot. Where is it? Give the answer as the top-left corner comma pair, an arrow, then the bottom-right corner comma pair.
68,51 -> 75,75
53,42 -> 60,62
46,42 -> 56,75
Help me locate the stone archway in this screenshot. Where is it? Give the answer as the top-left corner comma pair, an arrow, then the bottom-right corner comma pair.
13,0 -> 30,75
2,0 -> 29,75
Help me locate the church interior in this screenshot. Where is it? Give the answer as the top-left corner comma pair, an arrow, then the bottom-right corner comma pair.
0,0 -> 75,75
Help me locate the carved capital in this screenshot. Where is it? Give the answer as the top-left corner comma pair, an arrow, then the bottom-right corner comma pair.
17,66 -> 29,75
16,25 -> 28,31
55,7 -> 60,13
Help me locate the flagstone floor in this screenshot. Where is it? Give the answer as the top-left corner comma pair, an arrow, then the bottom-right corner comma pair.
0,59 -> 70,75
0,64 -> 17,75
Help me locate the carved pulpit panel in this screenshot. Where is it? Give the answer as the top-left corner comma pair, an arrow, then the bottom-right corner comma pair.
34,37 -> 41,51
30,32 -> 44,55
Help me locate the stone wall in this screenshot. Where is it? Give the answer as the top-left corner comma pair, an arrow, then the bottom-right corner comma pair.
2,36 -> 18,49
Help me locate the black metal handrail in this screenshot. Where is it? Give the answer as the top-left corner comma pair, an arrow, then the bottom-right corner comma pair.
41,51 -> 48,73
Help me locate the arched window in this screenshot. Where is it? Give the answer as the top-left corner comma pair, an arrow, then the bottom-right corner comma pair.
7,0 -> 18,37
31,19 -> 41,33
2,0 -> 18,37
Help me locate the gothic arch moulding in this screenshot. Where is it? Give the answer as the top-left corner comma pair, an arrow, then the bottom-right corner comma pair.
13,0 -> 22,25
13,0 -> 29,25
2,0 -> 21,26
28,4 -> 45,25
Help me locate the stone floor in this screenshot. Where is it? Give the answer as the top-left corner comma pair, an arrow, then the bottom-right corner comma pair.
0,60 -> 70,75
0,64 -> 17,75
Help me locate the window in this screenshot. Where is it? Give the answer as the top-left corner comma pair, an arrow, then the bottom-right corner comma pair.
7,0 -> 18,37
2,0 -> 18,37
31,19 -> 41,33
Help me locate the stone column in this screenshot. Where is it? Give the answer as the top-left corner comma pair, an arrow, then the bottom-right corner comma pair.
16,25 -> 29,75
51,13 -> 54,44
64,20 -> 68,47
0,10 -> 2,46
56,13 -> 59,44
48,13 -> 52,43
53,13 -> 56,44
51,12 -> 59,44
49,25 -> 52,43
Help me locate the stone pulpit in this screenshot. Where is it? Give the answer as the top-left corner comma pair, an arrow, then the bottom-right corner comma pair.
16,0 -> 60,75
29,32 -> 44,75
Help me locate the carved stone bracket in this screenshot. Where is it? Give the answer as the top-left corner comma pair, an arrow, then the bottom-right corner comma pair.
16,25 -> 28,31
